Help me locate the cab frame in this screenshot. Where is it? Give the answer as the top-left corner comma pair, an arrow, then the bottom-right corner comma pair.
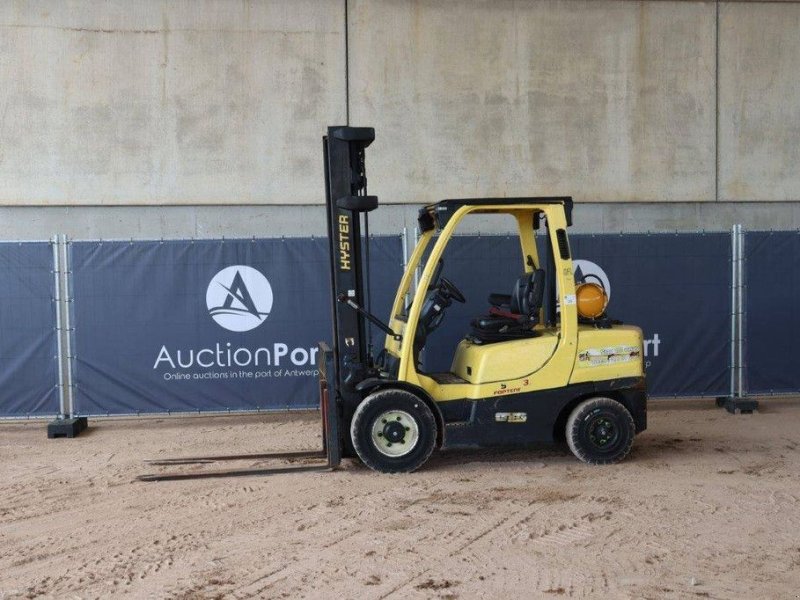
385,199 -> 579,402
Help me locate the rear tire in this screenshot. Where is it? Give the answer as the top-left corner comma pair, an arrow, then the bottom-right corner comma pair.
566,397 -> 635,465
350,389 -> 437,473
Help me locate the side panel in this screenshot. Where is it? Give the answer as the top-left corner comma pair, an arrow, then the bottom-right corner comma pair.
451,333 -> 558,384
570,325 -> 645,384
442,377 -> 647,448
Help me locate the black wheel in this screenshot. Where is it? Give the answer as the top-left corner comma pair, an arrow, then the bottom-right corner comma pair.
566,397 -> 635,465
350,389 -> 437,473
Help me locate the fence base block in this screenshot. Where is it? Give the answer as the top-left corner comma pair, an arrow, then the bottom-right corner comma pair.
47,417 -> 89,439
715,397 -> 759,415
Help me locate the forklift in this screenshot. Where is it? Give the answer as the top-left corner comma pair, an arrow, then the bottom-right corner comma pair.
139,126 -> 646,481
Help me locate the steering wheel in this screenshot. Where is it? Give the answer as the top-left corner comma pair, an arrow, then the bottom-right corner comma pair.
412,269 -> 465,361
438,277 -> 466,303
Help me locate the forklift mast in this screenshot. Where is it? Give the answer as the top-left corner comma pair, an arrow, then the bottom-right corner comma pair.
322,126 -> 379,416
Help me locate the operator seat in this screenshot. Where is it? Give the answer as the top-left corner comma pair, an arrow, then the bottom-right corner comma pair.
469,270 -> 545,344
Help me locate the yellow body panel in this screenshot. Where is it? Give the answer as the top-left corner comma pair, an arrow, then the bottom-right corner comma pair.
569,325 -> 644,384
451,331 -> 559,384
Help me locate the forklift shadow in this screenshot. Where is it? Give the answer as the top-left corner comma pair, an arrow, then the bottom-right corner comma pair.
417,428 -> 757,471
625,430 -> 771,462
423,444 -> 576,471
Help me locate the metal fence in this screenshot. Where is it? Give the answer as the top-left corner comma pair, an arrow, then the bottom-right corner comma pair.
65,235 -> 404,417
0,227 -> 794,419
0,239 -> 61,418
743,230 -> 800,395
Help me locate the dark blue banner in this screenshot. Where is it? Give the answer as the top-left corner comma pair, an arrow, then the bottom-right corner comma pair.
570,233 -> 731,397
6,231 -> 796,418
0,242 -> 60,417
423,233 -> 731,397
745,231 -> 800,395
69,237 -> 402,415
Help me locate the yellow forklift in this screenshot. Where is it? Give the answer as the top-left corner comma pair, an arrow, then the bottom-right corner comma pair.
328,127 -> 647,473
347,199 -> 647,472
139,126 -> 646,481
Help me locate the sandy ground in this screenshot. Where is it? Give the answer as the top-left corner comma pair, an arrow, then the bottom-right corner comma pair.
1,399 -> 800,600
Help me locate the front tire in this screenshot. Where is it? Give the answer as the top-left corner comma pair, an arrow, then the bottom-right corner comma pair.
350,389 -> 437,473
566,397 -> 635,465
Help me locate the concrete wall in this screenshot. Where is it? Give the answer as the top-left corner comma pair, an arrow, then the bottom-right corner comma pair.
0,0 -> 799,238
350,0 -> 716,204
0,0 -> 346,205
719,1 -> 800,201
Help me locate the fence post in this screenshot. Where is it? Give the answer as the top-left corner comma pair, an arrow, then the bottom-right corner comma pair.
61,234 -> 76,417
716,224 -> 758,414
45,234 -> 88,438
729,224 -> 737,399
52,235 -> 67,418
737,225 -> 746,400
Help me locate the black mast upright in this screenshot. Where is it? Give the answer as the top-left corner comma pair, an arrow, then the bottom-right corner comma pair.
322,126 -> 378,451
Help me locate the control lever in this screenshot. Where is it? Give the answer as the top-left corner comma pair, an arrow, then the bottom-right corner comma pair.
337,294 -> 402,341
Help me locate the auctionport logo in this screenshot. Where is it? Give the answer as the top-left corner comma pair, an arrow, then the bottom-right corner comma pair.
206,266 -> 273,332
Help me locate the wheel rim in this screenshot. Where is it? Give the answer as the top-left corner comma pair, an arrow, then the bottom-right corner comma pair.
370,410 -> 419,457
587,414 -> 620,450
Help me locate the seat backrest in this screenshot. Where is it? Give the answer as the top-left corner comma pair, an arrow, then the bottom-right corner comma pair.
528,269 -> 545,315
510,270 -> 545,318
